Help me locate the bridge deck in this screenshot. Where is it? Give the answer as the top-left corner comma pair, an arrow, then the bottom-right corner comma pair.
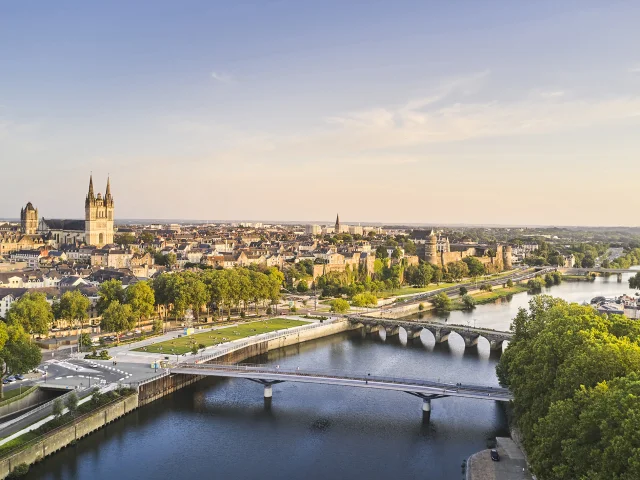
170,364 -> 512,402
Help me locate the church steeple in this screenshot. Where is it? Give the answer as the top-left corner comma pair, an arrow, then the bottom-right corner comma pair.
335,213 -> 340,233
105,176 -> 113,205
86,174 -> 95,207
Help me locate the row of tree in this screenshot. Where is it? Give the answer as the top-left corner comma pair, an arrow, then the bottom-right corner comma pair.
497,296 -> 640,479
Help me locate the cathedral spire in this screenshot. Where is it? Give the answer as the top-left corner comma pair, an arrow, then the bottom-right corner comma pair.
105,176 -> 112,201
335,213 -> 340,233
86,174 -> 95,207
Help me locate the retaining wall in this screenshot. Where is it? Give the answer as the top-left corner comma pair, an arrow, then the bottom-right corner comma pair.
0,393 -> 139,479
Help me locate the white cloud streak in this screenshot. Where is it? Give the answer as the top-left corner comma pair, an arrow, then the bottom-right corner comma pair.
210,71 -> 233,83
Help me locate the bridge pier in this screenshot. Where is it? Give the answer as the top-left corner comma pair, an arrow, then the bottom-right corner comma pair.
433,328 -> 450,344
385,326 -> 400,337
365,324 -> 381,334
463,335 -> 479,349
422,398 -> 431,422
618,273 -> 623,283
405,328 -> 422,340
489,339 -> 504,353
264,384 -> 272,399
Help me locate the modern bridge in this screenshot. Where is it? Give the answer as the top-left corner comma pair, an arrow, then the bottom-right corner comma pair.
349,316 -> 513,352
170,363 -> 512,420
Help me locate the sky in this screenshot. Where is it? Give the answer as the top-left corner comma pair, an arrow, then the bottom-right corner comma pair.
1,1 -> 639,226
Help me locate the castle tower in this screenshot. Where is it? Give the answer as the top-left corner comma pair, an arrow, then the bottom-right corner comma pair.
424,230 -> 439,266
20,202 -> 38,235
85,175 -> 114,247
335,213 -> 340,233
503,245 -> 513,271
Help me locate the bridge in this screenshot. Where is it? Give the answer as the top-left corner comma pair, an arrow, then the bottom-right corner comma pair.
349,316 -> 513,352
170,362 -> 512,421
560,267 -> 637,282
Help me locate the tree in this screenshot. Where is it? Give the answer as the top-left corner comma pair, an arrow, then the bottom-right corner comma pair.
462,256 -> 485,277
506,279 -> 514,288
140,231 -> 154,244
78,333 -> 92,352
630,272 -> 640,290
462,294 -> 476,310
52,398 -> 64,417
97,280 -> 125,315
5,292 -> 53,336
125,281 -> 155,327
431,292 -> 451,312
65,391 -> 78,414
351,292 -> 377,308
459,286 -> 468,296
59,290 -> 90,337
391,248 -> 402,259
497,296 -> 640,480
296,281 -> 309,293
0,324 -> 41,397
330,299 -> 350,313
114,233 -> 136,245
375,246 -> 388,259
446,261 -> 469,281
100,301 -> 136,342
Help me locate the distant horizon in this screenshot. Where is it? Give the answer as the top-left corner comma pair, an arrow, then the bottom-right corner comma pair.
1,215 -> 638,230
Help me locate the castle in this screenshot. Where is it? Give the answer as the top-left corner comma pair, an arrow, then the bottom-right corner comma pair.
418,231 -> 513,273
0,175 -> 115,253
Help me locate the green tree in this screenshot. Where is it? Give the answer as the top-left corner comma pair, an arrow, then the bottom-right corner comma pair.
296,281 -> 309,293
351,292 -> 377,308
100,301 -> 136,342
97,280 -> 125,315
59,290 -> 90,337
140,231 -> 154,244
431,292 -> 451,312
52,398 -> 64,417
459,286 -> 468,296
630,272 -> 640,290
462,294 -> 476,310
391,248 -> 402,259
78,333 -> 92,352
375,246 -> 388,259
506,279 -> 514,288
114,233 -> 136,245
5,292 -> 53,336
446,261 -> 469,281
330,298 -> 350,313
462,256 -> 485,277
0,324 -> 42,397
65,391 -> 78,414
125,281 -> 155,327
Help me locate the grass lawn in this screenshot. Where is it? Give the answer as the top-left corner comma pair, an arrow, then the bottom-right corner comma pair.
134,318 -> 309,355
451,285 -> 529,310
0,431 -> 39,456
0,387 -> 29,402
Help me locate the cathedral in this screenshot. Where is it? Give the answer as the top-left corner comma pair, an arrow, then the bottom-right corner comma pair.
37,175 -> 115,248
0,175 -> 115,253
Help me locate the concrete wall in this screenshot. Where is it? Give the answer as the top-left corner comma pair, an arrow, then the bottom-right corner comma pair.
0,393 -> 138,479
0,388 -> 56,421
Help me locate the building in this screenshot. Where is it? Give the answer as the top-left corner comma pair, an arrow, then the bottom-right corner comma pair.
37,175 -> 115,248
305,224 -> 321,235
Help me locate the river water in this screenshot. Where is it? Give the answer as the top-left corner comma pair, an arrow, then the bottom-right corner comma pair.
28,271 -> 639,480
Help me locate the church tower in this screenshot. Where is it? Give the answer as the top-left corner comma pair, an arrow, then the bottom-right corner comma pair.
85,175 -> 115,247
20,202 -> 38,235
424,230 -> 439,266
335,213 -> 340,233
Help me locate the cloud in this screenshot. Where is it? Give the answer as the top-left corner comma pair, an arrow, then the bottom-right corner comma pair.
539,90 -> 565,98
210,71 -> 233,83
630,65 -> 640,74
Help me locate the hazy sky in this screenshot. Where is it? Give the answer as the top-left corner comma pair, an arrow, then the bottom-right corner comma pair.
1,1 -> 639,226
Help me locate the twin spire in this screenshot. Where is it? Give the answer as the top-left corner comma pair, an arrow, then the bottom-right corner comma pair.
86,174 -> 113,207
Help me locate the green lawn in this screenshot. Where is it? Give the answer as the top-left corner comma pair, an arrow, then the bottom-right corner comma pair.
1,387 -> 28,402
451,285 -> 528,310
134,318 -> 309,355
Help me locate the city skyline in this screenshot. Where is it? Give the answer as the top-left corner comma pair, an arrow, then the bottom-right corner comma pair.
2,1 -> 640,226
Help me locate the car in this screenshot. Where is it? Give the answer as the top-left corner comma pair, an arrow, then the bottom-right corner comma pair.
15,374 -> 24,381
490,449 -> 500,462
6,376 -> 15,383
2,379 -> 10,385
89,363 -> 99,368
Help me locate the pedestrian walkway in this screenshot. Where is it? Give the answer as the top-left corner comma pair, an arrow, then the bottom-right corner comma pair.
466,437 -> 532,480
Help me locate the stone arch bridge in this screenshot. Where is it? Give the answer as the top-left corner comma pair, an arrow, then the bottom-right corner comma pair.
348,316 -> 513,352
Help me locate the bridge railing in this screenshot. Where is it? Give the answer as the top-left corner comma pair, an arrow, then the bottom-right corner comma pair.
171,362 -> 511,397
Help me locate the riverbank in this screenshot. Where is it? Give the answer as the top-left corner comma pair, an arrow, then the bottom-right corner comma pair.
0,319 -> 358,478
466,437 -> 532,480
451,285 -> 529,311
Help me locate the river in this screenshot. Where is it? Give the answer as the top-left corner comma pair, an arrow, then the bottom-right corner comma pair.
27,270 -> 639,480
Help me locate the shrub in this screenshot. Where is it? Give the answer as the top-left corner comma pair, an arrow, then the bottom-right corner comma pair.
8,463 -> 29,478
459,286 -> 468,296
65,391 -> 78,414
506,279 -> 514,288
431,292 -> 452,312
462,294 -> 476,310
99,350 -> 110,359
52,398 -> 64,417
418,303 -> 425,311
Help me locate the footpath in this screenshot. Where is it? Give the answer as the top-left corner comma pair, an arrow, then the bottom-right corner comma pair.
467,437 -> 533,480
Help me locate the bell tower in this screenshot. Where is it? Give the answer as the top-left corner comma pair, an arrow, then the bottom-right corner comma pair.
84,175 -> 115,247
20,202 -> 38,235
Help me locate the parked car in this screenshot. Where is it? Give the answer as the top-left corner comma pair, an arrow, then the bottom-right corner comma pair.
15,374 -> 24,381
2,379 -> 10,385
6,376 -> 15,383
490,449 -> 500,462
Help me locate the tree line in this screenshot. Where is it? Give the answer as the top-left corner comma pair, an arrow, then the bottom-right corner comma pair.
497,296 -> 640,479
